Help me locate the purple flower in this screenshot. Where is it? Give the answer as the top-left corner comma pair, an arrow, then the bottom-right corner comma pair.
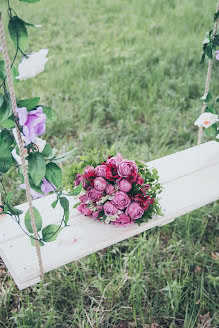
103,201 -> 118,216
112,191 -> 131,210
19,178 -> 55,200
117,179 -> 132,192
94,177 -> 107,192
215,50 -> 219,60
16,106 -> 47,145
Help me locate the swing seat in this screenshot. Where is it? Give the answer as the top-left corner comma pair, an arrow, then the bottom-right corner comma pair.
0,141 -> 219,290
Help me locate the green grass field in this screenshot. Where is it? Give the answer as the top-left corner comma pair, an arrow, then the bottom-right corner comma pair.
0,0 -> 219,327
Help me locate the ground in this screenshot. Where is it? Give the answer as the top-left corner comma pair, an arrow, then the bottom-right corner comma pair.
0,0 -> 218,327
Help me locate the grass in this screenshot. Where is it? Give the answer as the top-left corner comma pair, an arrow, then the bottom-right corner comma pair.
0,0 -> 219,327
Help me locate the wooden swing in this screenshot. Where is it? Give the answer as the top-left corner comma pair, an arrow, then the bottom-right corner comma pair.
0,6 -> 219,290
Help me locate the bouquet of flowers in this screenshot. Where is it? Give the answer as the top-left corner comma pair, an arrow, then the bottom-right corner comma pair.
66,150 -> 162,226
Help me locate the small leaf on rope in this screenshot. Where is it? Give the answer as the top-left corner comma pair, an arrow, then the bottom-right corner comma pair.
200,53 -> 205,64
60,197 -> 70,225
214,12 -> 219,22
42,224 -> 62,242
203,43 -> 213,59
51,199 -> 58,208
28,152 -> 46,186
45,162 -> 62,188
17,97 -> 40,110
0,96 -> 12,123
25,207 -> 42,233
8,16 -> 28,52
201,92 -> 212,103
51,148 -> 78,163
30,237 -> 44,247
205,123 -> 218,136
205,106 -> 216,114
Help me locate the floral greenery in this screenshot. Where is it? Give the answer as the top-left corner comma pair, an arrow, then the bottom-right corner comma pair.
64,148 -> 162,226
197,7 -> 219,138
0,0 -> 80,246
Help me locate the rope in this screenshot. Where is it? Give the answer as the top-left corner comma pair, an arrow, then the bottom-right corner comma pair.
0,13 -> 44,279
197,0 -> 219,145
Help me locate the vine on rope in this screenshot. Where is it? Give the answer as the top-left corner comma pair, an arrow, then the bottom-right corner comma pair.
0,0 -> 82,246
195,6 -> 219,139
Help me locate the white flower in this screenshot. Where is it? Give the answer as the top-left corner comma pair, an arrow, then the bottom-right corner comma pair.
16,49 -> 49,80
194,112 -> 219,128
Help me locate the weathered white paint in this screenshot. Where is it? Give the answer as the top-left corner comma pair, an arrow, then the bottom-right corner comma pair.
0,141 -> 219,290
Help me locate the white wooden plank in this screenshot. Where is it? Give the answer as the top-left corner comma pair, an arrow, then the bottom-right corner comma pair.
0,141 -> 219,289
1,141 -> 219,244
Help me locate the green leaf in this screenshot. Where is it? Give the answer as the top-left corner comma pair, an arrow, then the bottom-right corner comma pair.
216,97 -> 219,103
205,123 -> 218,137
28,175 -> 44,195
12,67 -> 19,83
25,207 -> 42,233
51,199 -> 58,208
0,96 -> 12,123
41,143 -> 53,157
200,53 -> 205,64
43,107 -> 56,121
8,16 -> 28,52
0,132 -> 13,174
68,182 -> 83,196
5,192 -> 23,216
60,197 -> 69,225
42,224 -> 62,242
205,106 -> 216,114
30,237 -> 44,247
0,94 -> 4,108
51,148 -> 78,163
214,12 -> 219,22
18,0 -> 40,3
0,61 -> 5,81
0,130 -> 14,147
0,116 -> 15,129
28,152 -> 46,186
203,43 -> 213,59
45,162 -> 62,189
201,93 -> 212,103
17,97 -> 40,110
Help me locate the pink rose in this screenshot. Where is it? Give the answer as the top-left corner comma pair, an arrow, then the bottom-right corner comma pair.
112,191 -> 131,210
126,202 -> 144,220
105,184 -> 115,195
77,203 -> 92,216
88,188 -> 102,202
106,153 -> 123,166
118,160 -> 138,180
79,194 -> 88,203
103,201 -> 118,216
95,165 -> 107,177
113,213 -> 133,226
117,179 -> 132,192
94,177 -> 107,192
84,166 -> 95,176
75,174 -> 87,188
92,211 -> 100,219
136,176 -> 144,185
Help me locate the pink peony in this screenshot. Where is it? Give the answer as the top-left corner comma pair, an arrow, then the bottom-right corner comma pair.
106,153 -> 123,166
75,174 -> 87,188
84,166 -> 95,176
117,179 -> 132,192
88,188 -> 102,202
16,106 -> 46,145
79,194 -> 88,203
92,211 -> 100,219
126,202 -> 144,220
113,213 -> 133,226
77,203 -> 92,216
95,165 -> 107,177
94,177 -> 107,192
118,160 -> 138,180
105,184 -> 115,195
112,191 -> 131,210
103,201 -> 118,216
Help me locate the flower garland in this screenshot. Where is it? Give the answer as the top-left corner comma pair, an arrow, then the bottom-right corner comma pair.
65,149 -> 162,226
0,0 -> 81,246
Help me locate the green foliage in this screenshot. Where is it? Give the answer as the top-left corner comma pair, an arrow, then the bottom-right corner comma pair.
25,207 -> 42,233
5,191 -> 23,215
42,224 -> 62,242
0,130 -> 14,174
0,61 -> 6,81
51,148 -> 78,163
205,123 -> 217,136
43,106 -> 56,121
59,197 -> 69,225
0,95 -> 12,123
45,162 -> 62,188
17,97 -> 40,110
28,152 -> 46,186
18,0 -> 40,3
8,16 -> 28,52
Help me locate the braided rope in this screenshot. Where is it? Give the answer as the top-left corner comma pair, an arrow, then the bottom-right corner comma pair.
197,0 -> 219,145
0,13 -> 44,279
